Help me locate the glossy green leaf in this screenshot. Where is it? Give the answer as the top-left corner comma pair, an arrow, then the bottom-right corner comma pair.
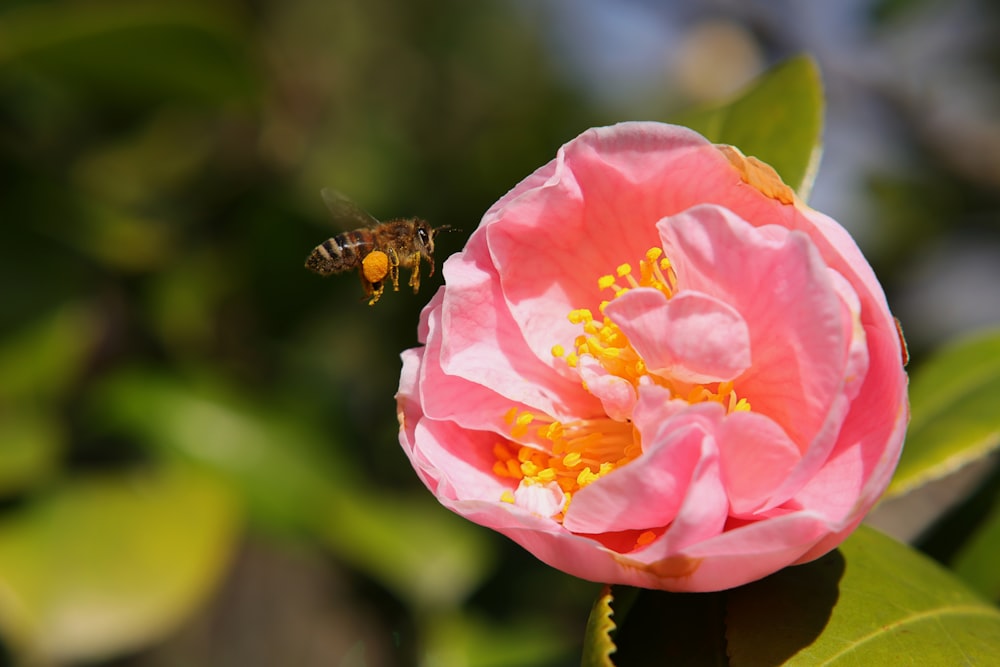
727,525 -> 1000,665
671,55 -> 824,200
598,527 -> 1000,666
886,328 -> 1000,499
581,585 -> 617,667
0,2 -> 255,103
0,465 -> 240,664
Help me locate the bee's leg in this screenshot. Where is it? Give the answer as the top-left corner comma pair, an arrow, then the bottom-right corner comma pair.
408,252 -> 422,293
360,271 -> 385,306
386,248 -> 401,291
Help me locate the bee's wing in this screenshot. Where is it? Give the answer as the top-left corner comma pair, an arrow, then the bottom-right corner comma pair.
321,188 -> 381,229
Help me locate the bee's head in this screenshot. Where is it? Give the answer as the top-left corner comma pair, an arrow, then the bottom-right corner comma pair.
417,221 -> 456,255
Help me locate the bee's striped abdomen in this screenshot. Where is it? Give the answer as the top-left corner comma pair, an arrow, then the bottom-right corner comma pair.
304,230 -> 374,276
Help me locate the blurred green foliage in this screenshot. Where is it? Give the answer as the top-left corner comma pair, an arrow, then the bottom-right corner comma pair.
0,0 -> 600,663
1,0 -> 1000,665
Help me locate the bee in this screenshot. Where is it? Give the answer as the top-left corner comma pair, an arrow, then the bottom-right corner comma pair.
305,189 -> 451,305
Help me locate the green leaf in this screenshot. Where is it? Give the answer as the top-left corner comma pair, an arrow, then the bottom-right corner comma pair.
89,369 -> 497,609
670,55 -> 824,200
886,328 -> 1000,499
316,490 -> 497,610
727,525 -> 1000,665
0,465 -> 241,664
0,409 -> 62,496
0,2 -> 255,104
0,303 -> 99,403
424,610 -> 574,667
581,585 -> 618,667
89,369 -> 351,530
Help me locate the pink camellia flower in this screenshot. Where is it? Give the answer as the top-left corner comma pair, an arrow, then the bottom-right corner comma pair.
396,122 -> 909,592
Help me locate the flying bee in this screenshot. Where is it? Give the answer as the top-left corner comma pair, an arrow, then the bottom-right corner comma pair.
305,188 -> 452,305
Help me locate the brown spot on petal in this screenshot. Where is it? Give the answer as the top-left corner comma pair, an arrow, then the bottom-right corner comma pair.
895,317 -> 909,367
615,552 -> 703,581
717,144 -> 796,205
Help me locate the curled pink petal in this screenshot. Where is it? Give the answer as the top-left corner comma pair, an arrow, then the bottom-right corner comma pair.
604,288 -> 751,384
396,122 -> 908,592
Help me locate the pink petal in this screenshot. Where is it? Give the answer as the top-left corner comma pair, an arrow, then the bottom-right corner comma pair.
433,238 -> 600,422
716,411 -> 801,515
562,418 -> 708,533
658,205 -> 848,453
603,288 -> 751,384
576,356 -> 636,421
484,124 -> 739,368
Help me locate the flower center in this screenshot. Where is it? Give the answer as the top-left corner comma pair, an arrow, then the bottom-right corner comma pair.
492,246 -> 749,520
493,408 -> 638,518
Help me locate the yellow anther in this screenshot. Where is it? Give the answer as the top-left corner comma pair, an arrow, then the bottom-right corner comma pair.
500,490 -> 515,504
511,412 -> 534,438
598,274 -> 616,290
551,344 -> 565,357
577,468 -> 599,487
537,468 -> 556,483
521,461 -> 539,476
563,451 -> 583,468
645,247 -> 663,262
504,407 -> 518,424
616,263 -> 632,277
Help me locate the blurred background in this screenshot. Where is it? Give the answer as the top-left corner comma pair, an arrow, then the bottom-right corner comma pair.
1,0 -> 998,665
